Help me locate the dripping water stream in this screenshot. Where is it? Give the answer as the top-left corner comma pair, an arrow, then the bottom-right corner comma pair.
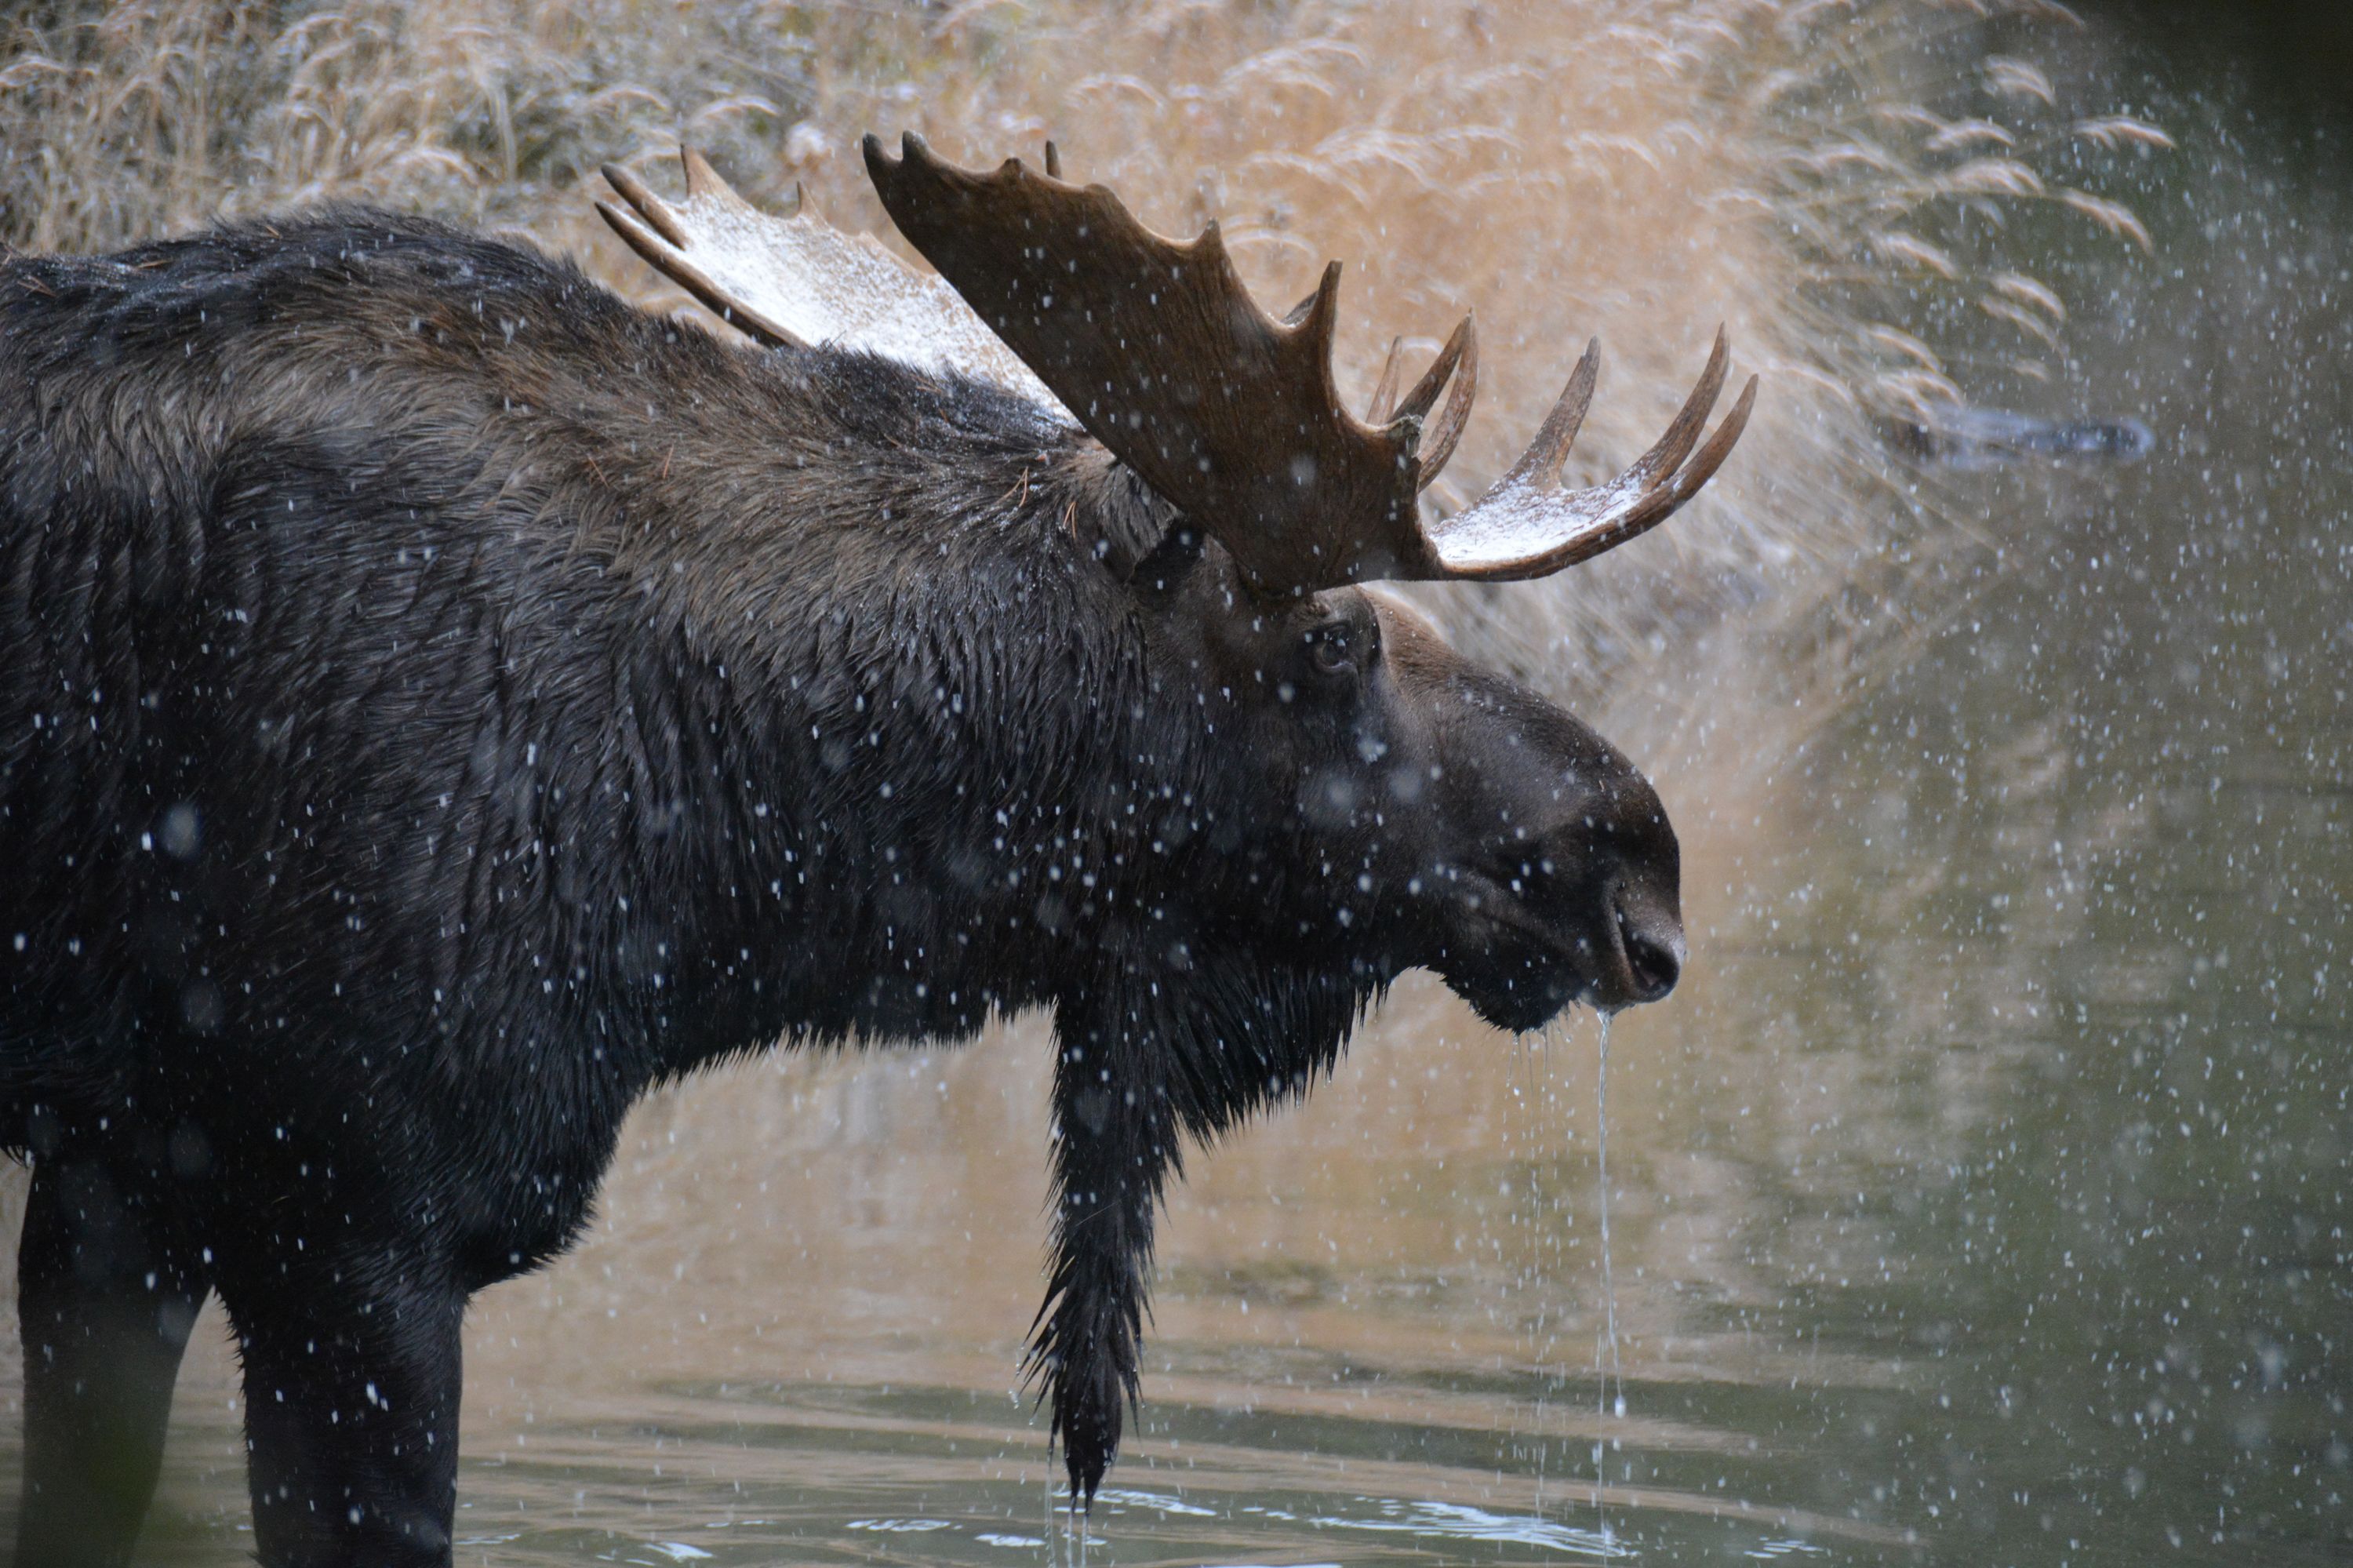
1593,1009 -> 1620,1545
1523,1009 -> 1624,1550
1524,1020 -> 1556,1526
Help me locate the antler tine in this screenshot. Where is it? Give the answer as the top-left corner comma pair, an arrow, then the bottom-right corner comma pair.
600,160 -> 689,247
598,152 -> 805,349
1391,313 -> 1478,487
1277,264 -> 1345,344
1620,326 -> 1730,491
1296,262 -> 1344,366
1507,338 -> 1602,492
1661,369 -> 1757,504
595,195 -> 799,350
1413,333 -> 1755,581
1391,315 -> 1473,425
1365,337 -> 1406,423
681,146 -> 722,202
1357,312 -> 1471,454
674,144 -> 806,218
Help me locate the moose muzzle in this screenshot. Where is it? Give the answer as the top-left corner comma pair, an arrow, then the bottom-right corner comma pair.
1406,649 -> 1686,1031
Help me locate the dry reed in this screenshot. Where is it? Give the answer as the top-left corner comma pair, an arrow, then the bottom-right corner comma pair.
0,0 -> 2162,693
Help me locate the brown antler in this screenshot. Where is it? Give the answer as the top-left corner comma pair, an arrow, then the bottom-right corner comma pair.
866,132 -> 1466,592
1389,314 -> 1479,486
864,133 -> 1750,595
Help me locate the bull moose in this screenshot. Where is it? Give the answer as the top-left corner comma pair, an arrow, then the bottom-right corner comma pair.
0,135 -> 1750,1564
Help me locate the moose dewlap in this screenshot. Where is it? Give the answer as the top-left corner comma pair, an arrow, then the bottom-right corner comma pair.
0,136 -> 1743,1565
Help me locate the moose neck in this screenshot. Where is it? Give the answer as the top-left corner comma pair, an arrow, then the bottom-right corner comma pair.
564,377 -> 1177,1084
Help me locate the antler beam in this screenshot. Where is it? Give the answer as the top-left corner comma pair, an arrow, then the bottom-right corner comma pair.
863,133 -> 1751,594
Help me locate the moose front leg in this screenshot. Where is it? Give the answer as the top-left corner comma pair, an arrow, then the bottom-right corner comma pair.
218,1257 -> 466,1568
1032,988 -> 1188,1507
14,1151 -> 212,1568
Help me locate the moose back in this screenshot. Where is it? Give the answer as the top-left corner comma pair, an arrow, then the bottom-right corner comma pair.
0,136 -> 1744,1565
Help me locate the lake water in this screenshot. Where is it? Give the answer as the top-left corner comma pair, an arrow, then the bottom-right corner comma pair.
3,22 -> 2348,1568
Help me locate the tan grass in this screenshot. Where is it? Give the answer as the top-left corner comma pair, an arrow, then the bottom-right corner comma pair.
0,0 -> 2159,693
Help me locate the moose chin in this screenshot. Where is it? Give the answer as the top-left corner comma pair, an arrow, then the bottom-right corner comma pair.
0,133 -> 1747,1565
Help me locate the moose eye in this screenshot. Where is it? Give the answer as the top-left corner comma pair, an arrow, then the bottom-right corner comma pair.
1306,620 -> 1365,679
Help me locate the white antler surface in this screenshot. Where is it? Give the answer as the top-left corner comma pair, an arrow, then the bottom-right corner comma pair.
1420,329 -> 1755,579
600,149 -> 1069,420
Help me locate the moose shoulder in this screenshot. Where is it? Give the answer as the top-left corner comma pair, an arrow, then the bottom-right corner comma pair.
0,136 -> 1747,1565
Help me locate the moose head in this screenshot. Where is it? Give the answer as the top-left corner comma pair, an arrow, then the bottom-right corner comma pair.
599,135 -> 1751,1496
598,136 -> 1746,1024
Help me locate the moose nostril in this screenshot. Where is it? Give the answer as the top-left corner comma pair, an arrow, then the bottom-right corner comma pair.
1617,908 -> 1682,999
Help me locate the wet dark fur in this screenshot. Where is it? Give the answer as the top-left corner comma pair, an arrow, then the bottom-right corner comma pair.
0,213 -> 1391,1559
0,213 -> 1678,1565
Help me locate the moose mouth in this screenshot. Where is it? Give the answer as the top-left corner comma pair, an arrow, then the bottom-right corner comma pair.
1437,879 -> 1680,1032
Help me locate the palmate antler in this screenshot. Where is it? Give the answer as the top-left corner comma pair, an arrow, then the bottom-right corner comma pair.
603,136 -> 1755,596
598,147 -> 1064,412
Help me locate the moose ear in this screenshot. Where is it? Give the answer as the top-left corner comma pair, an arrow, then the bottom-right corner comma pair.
1056,445 -> 1185,585
1125,520 -> 1209,599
